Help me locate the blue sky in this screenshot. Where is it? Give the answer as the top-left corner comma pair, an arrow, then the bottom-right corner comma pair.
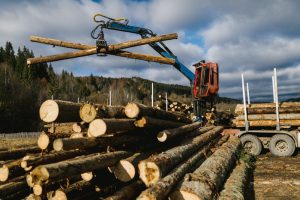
0,0 -> 300,101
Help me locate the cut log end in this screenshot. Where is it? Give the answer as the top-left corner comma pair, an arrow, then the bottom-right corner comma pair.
70,133 -> 83,138
157,131 -> 168,142
138,161 -> 160,187
88,119 -> 106,137
81,172 -> 93,181
27,174 -> 34,187
33,184 -> 43,196
80,104 -> 97,123
49,190 -> 67,200
53,139 -> 63,151
170,191 -> 202,200
39,100 -> 59,122
134,117 -> 147,128
113,160 -> 135,182
125,103 -> 140,118
0,165 -> 9,182
37,132 -> 50,150
72,123 -> 82,133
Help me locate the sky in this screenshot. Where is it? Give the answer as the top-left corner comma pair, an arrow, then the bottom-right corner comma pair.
0,0 -> 300,101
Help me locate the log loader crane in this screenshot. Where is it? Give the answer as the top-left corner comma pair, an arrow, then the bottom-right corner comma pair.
91,13 -> 219,118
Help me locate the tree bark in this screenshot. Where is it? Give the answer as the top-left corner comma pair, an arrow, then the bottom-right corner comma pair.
39,100 -> 81,123
156,122 -> 206,142
53,133 -> 153,151
104,180 -> 145,200
134,116 -> 186,129
170,136 -> 241,200
218,160 -> 251,200
0,176 -> 28,197
21,149 -> 91,171
137,135 -> 229,200
30,151 -> 132,184
138,126 -> 223,186
125,103 -> 191,123
233,119 -> 300,127
235,105 -> 300,115
0,146 -> 40,161
235,102 -> 300,112
27,33 -> 177,64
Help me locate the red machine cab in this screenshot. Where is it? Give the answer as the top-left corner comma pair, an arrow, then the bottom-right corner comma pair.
193,61 -> 219,99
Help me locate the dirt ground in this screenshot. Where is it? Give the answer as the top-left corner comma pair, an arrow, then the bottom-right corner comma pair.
251,151 -> 300,200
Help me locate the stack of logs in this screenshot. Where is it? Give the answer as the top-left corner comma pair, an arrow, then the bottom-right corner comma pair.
156,95 -> 194,117
233,102 -> 300,127
0,99 -> 251,200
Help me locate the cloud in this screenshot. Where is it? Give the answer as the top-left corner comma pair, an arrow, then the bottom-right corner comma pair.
0,0 -> 299,101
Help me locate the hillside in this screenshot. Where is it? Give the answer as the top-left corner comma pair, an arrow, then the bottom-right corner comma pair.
0,42 -> 238,132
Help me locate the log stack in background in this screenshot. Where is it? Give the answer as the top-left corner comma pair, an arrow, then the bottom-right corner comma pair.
0,99 -> 251,200
233,102 -> 300,127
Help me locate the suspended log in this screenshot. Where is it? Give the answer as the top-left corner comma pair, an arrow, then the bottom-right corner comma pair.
233,119 -> 300,127
109,152 -> 152,182
218,159 -> 251,200
37,131 -> 73,150
104,180 -> 145,200
30,151 -> 132,184
137,135 -> 229,200
125,103 -> 191,123
39,100 -> 81,123
29,36 -> 176,65
138,126 -> 223,186
53,133 -> 151,151
88,118 -> 136,137
0,158 -> 24,182
237,113 -> 300,120
21,149 -> 91,171
134,116 -> 186,129
27,33 -> 177,64
157,122 -> 204,142
170,136 -> 241,200
0,146 -> 40,161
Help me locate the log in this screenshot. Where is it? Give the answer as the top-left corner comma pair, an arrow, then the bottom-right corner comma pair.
170,136 -> 242,200
218,159 -> 251,200
235,105 -> 300,115
88,118 -> 136,137
37,131 -> 73,150
27,33 -> 177,64
136,135 -> 229,200
138,126 -> 223,186
109,152 -> 152,182
21,149 -> 91,171
44,122 -> 83,134
29,36 -> 176,65
125,103 -> 191,123
81,171 -> 93,181
157,122 -> 204,142
0,146 -> 40,161
0,159 -> 24,182
233,119 -> 300,127
39,100 -> 81,123
237,113 -> 300,120
30,151 -> 132,184
53,133 -> 151,151
134,116 -> 186,129
235,102 -> 300,112
0,176 -> 28,196
25,194 -> 42,200
104,180 -> 145,200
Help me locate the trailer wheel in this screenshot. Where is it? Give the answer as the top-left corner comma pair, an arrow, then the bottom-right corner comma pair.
240,134 -> 262,156
269,134 -> 295,157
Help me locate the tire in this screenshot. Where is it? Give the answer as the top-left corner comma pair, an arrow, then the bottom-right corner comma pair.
269,134 -> 295,157
240,134 -> 263,156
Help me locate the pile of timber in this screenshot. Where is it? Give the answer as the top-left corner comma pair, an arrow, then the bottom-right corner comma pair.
233,102 -> 300,127
156,95 -> 194,118
0,99 -> 251,200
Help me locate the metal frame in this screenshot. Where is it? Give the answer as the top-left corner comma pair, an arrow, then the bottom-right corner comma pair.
241,74 -> 249,131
